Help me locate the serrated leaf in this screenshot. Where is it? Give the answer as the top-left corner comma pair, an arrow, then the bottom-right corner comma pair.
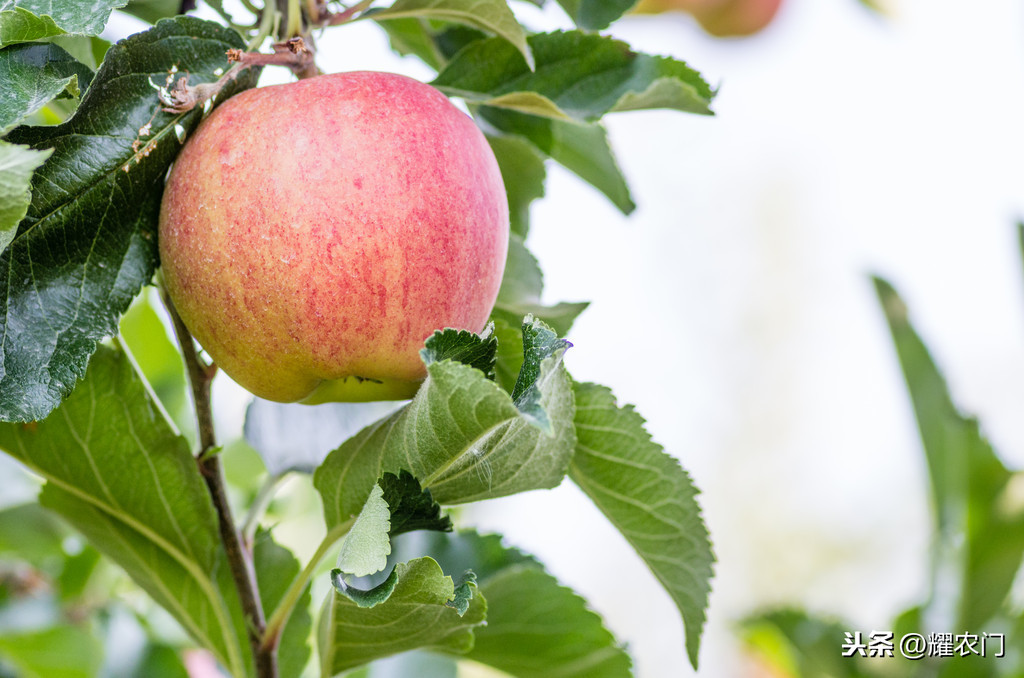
420,326 -> 497,379
0,345 -> 248,676
338,484 -> 393,578
0,16 -> 257,423
493,236 -> 588,337
314,323 -> 575,525
569,382 -> 713,669
319,557 -> 486,675
875,277 -> 1024,631
492,318 -> 524,395
0,42 -> 94,133
485,111 -> 634,213
487,134 -> 545,238
380,469 -> 453,536
0,141 -> 49,252
367,0 -> 532,70
0,0 -> 128,47
510,317 -> 571,431
395,530 -> 633,678
0,625 -> 103,678
555,0 -> 635,30
433,31 -> 714,122
254,531 -> 313,678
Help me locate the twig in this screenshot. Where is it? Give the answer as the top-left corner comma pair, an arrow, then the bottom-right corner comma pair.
161,288 -> 279,678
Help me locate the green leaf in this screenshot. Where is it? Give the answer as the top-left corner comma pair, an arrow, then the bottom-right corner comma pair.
433,31 -> 714,121
319,557 -> 486,675
509,317 -> 571,429
569,382 -> 713,669
379,20 -> 485,72
0,0 -> 129,47
396,530 -> 633,678
739,609 -> 873,678
314,322 -> 576,526
555,0 -> 636,30
874,277 -> 1024,631
380,469 -> 453,536
358,651 -> 458,678
0,42 -> 94,133
0,345 -> 248,676
487,135 -> 545,238
493,236 -> 588,337
367,0 -> 533,70
338,484 -> 393,578
0,141 -> 49,252
121,0 -> 182,24
0,16 -> 257,423
484,111 -> 634,213
0,625 -> 103,678
254,532 -> 313,678
492,317 -> 524,395
420,326 -> 498,379
0,502 -> 66,561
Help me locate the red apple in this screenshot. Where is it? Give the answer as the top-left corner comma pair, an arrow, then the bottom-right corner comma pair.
158,72 -> 509,403
633,0 -> 783,37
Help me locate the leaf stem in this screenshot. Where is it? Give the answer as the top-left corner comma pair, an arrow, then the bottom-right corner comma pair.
162,288 -> 279,678
261,518 -> 354,651
242,472 -> 290,548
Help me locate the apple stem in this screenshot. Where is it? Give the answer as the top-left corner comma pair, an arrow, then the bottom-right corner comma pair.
161,287 -> 280,678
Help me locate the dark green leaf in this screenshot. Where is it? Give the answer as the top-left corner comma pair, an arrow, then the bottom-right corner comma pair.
555,0 -> 635,30
379,19 -> 487,71
570,382 -> 713,669
330,565 -> 399,608
0,625 -> 103,678
0,0 -> 128,47
0,16 -> 257,423
121,0 -> 182,24
46,34 -> 111,70
434,31 -> 714,121
319,557 -> 486,674
395,530 -> 633,678
420,326 -> 497,379
509,317 -> 571,430
315,325 -> 575,522
487,134 -> 545,238
367,0 -> 532,69
875,277 -> 1024,631
493,236 -> 588,337
0,345 -> 248,675
0,42 -> 93,133
125,644 -> 189,678
380,469 -> 453,537
492,318 -> 524,395
254,532 -> 312,678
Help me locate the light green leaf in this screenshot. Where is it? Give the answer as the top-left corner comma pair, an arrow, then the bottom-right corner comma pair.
0,625 -> 103,678
338,484 -> 393,578
254,531 -> 313,678
492,318 -> 525,396
555,0 -> 636,30
120,0 -> 181,24
319,557 -> 486,675
0,502 -> 66,561
493,236 -> 588,338
0,0 -> 129,47
0,345 -> 248,676
434,31 -> 714,122
570,382 -> 713,669
0,42 -> 93,133
0,140 -> 50,252
395,530 -> 634,678
314,322 -> 576,526
487,134 -> 545,239
367,0 -> 532,69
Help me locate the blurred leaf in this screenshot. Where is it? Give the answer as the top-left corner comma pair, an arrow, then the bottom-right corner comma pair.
740,609 -> 874,678
55,545 -> 100,601
357,651 -> 458,678
487,135 -> 545,239
570,382 -> 713,669
0,0 -> 128,47
554,0 -> 635,30
367,0 -> 533,69
314,320 -> 575,523
433,31 -> 714,121
120,0 -> 182,23
493,237 -> 588,338
254,532 -> 312,678
0,503 -> 65,561
420,326 -> 498,380
0,345 -> 248,676
46,34 -> 112,70
395,530 -> 633,678
245,399 -> 402,476
0,625 -> 103,678
0,42 -> 93,133
0,16 -> 257,423
875,277 -> 1024,631
0,141 -> 50,253
126,644 -> 189,678
319,557 -> 486,674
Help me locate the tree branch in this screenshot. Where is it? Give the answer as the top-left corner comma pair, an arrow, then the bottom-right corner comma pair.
161,287 -> 279,678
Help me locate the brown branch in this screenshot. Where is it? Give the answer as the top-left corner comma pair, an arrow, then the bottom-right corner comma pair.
161,288 -> 279,678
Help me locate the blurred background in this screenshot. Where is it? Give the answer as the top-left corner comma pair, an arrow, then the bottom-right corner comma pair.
7,0 -> 1024,676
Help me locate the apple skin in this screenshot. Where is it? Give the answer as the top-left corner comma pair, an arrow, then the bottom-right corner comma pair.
634,0 -> 782,37
158,72 -> 509,403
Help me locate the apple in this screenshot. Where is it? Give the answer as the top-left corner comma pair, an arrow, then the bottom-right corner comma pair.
633,0 -> 783,37
158,72 -> 509,403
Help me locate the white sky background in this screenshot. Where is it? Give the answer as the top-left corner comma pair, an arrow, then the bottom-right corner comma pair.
104,1 -> 1024,675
